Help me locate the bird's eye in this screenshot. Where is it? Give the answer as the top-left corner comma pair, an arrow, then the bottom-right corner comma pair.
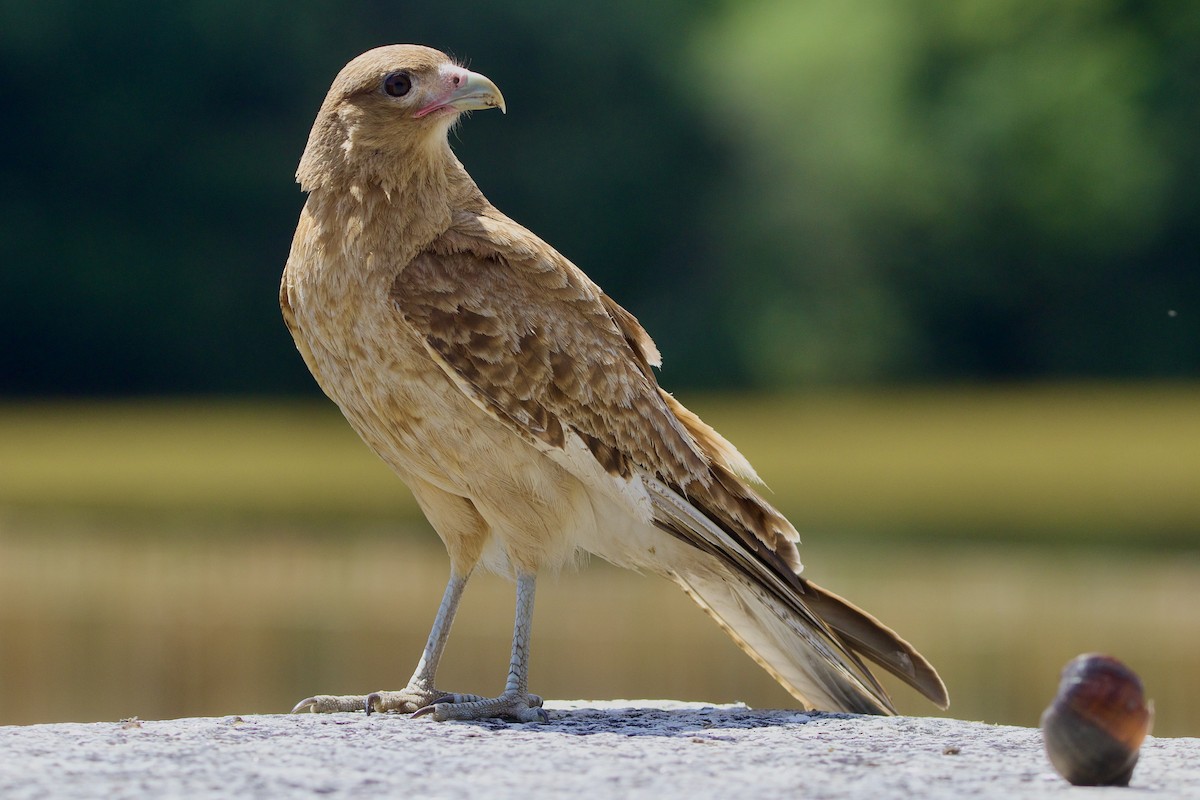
383,71 -> 412,98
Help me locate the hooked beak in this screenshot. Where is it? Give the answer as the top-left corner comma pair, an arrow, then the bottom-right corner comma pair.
415,65 -> 506,118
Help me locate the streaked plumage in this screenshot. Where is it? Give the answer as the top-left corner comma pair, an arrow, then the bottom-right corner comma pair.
282,44 -> 947,720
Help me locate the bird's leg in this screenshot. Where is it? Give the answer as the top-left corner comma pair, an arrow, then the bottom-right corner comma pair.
413,572 -> 547,723
291,567 -> 481,714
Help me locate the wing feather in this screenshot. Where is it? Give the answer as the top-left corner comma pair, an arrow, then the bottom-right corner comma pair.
393,210 -> 710,489
393,209 -> 803,557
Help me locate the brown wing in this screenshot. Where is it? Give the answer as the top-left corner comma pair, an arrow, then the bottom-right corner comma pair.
393,211 -> 706,486
391,208 -> 802,565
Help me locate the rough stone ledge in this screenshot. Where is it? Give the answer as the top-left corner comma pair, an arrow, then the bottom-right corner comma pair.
1,701 -> 1196,799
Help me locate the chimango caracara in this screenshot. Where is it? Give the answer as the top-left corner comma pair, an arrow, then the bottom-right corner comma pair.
282,44 -> 948,722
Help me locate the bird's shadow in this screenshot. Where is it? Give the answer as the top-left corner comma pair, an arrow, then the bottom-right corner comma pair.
458,704 -> 853,738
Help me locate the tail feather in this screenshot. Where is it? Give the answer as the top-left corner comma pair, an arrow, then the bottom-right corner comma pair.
803,580 -> 949,709
645,477 -> 947,714
673,567 -> 895,714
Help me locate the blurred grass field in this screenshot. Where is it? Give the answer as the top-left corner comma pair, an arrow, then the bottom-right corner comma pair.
1,384 -> 1197,538
0,385 -> 1197,734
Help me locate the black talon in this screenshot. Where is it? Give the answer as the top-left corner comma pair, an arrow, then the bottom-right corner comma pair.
411,704 -> 439,719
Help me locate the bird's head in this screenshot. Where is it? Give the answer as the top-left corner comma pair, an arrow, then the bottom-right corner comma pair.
297,45 -> 506,191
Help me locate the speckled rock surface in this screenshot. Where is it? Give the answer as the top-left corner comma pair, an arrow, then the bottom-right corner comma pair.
1,701 -> 1196,799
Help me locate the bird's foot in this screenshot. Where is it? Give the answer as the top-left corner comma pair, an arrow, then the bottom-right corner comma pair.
291,685 -> 480,715
412,691 -> 547,723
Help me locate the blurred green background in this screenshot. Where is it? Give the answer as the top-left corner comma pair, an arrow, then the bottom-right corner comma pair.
0,2 -> 1196,735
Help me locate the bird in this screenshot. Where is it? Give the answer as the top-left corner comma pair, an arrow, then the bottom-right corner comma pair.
281,44 -> 948,723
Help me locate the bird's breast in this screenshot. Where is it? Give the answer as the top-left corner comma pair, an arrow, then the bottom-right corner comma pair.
281,208 -> 666,574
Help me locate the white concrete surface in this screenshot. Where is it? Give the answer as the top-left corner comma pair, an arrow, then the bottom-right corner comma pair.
0,701 -> 1196,799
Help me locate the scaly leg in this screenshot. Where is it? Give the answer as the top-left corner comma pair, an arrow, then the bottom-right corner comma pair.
291,567 -> 482,714
412,572 -> 547,722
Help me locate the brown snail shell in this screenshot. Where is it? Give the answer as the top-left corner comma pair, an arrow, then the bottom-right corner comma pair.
1041,653 -> 1153,786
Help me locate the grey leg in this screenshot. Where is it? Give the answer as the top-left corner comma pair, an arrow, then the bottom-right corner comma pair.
413,572 -> 547,723
291,567 -> 480,714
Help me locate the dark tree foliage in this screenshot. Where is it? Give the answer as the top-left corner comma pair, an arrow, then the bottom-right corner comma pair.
0,1 -> 1194,395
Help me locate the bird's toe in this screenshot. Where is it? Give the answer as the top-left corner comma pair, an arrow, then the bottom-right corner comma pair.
290,694 -> 373,714
413,691 -> 548,723
362,687 -> 485,715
